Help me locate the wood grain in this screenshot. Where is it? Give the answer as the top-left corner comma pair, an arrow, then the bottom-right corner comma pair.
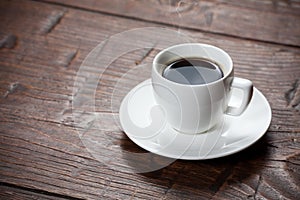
222,0 -> 300,16
44,0 -> 300,46
0,0 -> 299,199
0,184 -> 74,200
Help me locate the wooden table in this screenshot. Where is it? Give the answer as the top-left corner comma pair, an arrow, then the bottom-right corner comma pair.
1,0 -> 299,199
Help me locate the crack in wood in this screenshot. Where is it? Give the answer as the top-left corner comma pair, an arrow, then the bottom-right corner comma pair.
41,10 -> 66,34
267,158 -> 300,166
64,49 -> 78,68
285,79 -> 298,103
253,175 -> 262,199
266,143 -> 279,148
135,46 -> 156,65
2,82 -> 26,99
0,34 -> 17,49
163,178 -> 176,198
0,182 -> 84,200
209,163 -> 236,194
285,79 -> 300,111
1,111 -> 76,130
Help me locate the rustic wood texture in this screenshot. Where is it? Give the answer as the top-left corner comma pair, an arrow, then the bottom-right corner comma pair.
45,0 -> 300,47
0,184 -> 71,200
0,0 -> 299,199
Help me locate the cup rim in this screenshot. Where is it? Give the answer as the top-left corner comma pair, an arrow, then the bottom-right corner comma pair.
153,43 -> 233,87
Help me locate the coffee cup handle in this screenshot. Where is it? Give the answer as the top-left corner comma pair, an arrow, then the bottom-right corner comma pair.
226,77 -> 253,116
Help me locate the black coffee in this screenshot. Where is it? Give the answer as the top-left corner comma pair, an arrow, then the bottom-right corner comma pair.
162,58 -> 223,85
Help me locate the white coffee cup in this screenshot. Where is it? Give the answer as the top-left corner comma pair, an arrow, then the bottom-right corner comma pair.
152,43 -> 253,134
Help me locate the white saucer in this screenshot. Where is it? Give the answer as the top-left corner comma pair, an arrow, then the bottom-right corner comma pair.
119,79 -> 272,160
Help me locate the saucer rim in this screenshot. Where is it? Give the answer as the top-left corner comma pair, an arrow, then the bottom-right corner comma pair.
119,79 -> 272,160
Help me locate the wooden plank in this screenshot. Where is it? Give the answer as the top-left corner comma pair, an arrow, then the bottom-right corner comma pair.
0,0 -> 299,199
44,0 -> 300,46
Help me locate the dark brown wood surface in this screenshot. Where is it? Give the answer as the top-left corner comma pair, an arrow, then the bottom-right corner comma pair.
0,0 -> 299,199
